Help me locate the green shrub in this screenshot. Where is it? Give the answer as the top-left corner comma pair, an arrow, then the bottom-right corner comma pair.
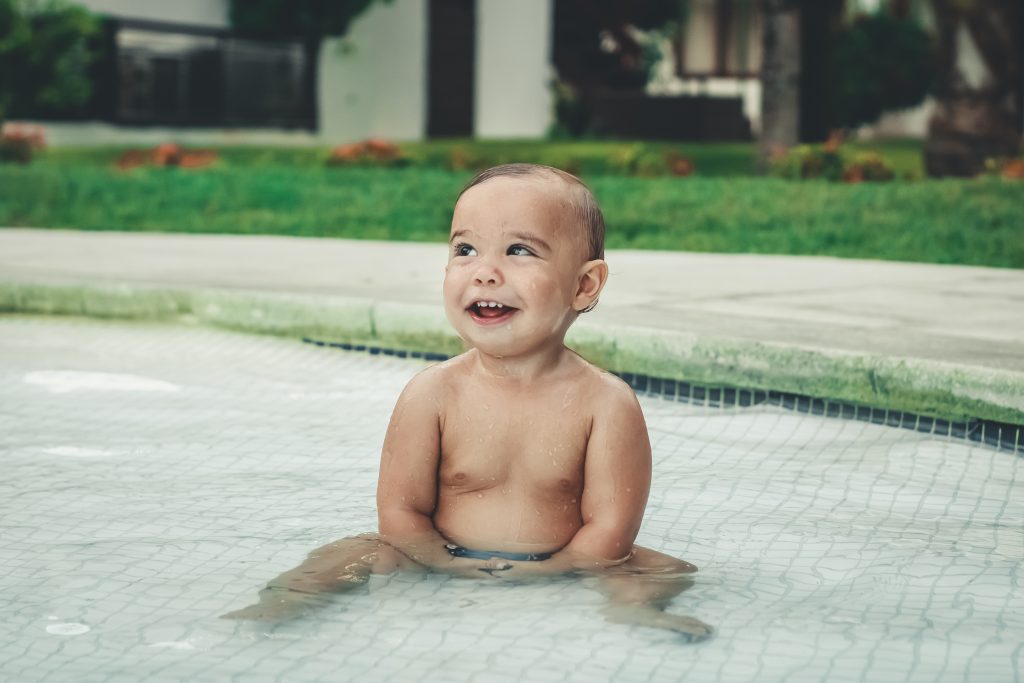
0,122 -> 45,163
842,151 -> 895,183
0,137 -> 32,163
772,143 -> 898,183
771,144 -> 845,181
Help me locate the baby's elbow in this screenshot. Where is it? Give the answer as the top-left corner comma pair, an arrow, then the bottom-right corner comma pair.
377,506 -> 431,537
572,525 -> 635,567
377,507 -> 409,536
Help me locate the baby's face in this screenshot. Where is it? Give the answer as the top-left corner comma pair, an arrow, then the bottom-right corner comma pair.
443,176 -> 590,358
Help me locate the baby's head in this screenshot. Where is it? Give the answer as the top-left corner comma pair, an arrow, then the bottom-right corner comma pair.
458,163 -> 605,263
443,163 -> 609,357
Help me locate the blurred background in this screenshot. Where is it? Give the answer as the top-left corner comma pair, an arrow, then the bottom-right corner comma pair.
0,0 -> 1021,266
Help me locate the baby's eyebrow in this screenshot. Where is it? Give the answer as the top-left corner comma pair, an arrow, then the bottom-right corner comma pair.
449,230 -> 472,244
509,232 -> 552,251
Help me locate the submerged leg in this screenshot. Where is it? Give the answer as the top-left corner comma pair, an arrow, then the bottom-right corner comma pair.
221,534 -> 421,622
595,546 -> 713,643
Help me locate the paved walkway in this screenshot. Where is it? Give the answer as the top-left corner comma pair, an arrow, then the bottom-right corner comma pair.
2,228 -> 1021,373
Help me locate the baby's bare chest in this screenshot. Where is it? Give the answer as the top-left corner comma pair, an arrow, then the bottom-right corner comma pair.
438,392 -> 591,492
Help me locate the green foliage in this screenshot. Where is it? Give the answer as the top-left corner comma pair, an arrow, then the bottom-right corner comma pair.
831,11 -> 933,129
844,151 -> 896,182
771,144 -> 845,181
34,140 -> 926,178
407,140 -> 716,177
0,0 -> 99,121
1,149 -> 1021,267
228,0 -> 384,39
0,138 -> 31,163
549,80 -> 591,139
772,143 -> 900,183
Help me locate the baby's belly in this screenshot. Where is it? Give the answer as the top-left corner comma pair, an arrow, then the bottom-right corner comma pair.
433,489 -> 583,554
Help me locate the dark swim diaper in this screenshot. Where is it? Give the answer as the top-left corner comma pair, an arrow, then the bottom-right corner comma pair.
445,543 -> 553,562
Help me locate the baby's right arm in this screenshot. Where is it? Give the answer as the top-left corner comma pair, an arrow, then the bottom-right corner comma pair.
375,369 -> 496,576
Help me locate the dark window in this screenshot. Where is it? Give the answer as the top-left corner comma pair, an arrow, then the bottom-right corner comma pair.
427,0 -> 475,138
104,21 -> 312,129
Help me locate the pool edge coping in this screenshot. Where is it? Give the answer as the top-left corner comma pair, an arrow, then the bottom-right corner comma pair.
1,279 -> 1022,426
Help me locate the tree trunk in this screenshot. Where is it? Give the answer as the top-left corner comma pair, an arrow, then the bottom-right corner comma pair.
924,0 -> 1022,177
799,0 -> 843,142
758,0 -> 802,168
302,36 -> 320,132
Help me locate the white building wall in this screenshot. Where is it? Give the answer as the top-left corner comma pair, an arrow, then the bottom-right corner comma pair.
77,0 -> 229,27
683,3 -> 716,74
474,0 -> 553,138
318,0 -> 427,142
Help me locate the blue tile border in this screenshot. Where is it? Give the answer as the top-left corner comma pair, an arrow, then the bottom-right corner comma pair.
304,337 -> 1023,456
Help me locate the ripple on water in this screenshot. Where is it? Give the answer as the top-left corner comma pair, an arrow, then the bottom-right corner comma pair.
41,446 -> 116,458
24,370 -> 180,393
45,623 -> 90,636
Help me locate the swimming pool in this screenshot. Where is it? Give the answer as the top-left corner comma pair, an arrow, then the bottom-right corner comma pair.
1,316 -> 1020,682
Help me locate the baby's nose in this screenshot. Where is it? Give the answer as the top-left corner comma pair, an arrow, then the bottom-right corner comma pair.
473,263 -> 503,285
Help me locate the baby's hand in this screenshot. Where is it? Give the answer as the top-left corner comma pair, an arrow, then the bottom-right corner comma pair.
440,556 -> 511,579
478,557 -> 514,575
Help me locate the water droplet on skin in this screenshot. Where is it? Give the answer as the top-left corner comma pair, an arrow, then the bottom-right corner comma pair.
477,493 -> 483,498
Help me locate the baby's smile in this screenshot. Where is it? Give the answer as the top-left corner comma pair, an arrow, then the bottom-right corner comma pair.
467,300 -> 518,324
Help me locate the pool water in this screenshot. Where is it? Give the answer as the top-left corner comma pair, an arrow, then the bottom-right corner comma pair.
1,317 -> 1020,682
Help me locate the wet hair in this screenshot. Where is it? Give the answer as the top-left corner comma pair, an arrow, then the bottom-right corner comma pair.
458,163 -> 605,261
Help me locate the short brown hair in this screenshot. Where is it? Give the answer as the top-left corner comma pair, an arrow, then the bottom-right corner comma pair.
458,163 -> 605,261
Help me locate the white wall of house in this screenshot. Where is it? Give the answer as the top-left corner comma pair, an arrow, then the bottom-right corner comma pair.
473,0 -> 553,138
681,7 -> 716,74
78,0 -> 228,28
318,0 -> 428,142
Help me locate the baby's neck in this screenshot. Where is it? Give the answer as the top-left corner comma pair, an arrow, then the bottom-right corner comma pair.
470,343 -> 573,384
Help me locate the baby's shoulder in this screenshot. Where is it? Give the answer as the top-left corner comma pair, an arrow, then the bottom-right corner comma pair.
574,359 -> 641,411
401,352 -> 471,396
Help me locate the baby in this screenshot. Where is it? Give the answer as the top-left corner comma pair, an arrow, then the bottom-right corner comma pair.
225,163 -> 711,641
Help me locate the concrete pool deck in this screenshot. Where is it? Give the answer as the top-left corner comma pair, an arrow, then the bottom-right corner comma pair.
1,228 -> 1022,425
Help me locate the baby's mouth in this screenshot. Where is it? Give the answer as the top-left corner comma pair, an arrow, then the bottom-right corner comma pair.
467,300 -> 518,323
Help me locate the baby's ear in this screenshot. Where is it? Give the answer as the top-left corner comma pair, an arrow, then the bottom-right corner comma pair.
573,259 -> 609,312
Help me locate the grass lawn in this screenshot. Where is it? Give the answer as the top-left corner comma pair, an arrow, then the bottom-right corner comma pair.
1,141 -> 1021,268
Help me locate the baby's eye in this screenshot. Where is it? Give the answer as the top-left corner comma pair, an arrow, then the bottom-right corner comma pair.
453,243 -> 477,257
507,244 -> 534,257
